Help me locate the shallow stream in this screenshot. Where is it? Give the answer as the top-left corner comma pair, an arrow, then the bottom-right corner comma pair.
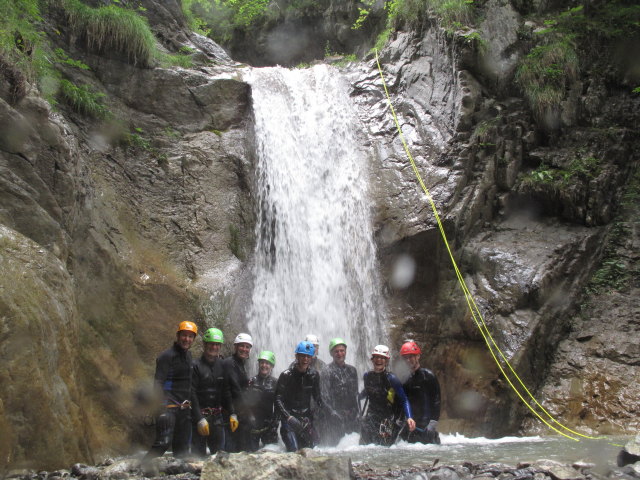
266,433 -> 630,472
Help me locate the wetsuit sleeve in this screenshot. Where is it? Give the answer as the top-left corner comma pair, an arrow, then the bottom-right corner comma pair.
275,371 -> 292,419
348,366 -> 359,413
154,350 -> 170,388
312,370 -> 324,409
427,370 -> 441,421
388,373 -> 413,420
358,372 -> 368,402
191,363 -> 203,422
223,359 -> 237,416
222,369 -> 234,415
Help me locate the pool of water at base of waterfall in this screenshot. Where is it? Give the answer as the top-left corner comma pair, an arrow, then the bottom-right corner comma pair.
262,432 -> 631,472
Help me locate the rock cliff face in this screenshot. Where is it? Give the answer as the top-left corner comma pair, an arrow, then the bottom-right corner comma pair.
343,2 -> 639,437
0,0 -> 638,470
1,3 -> 254,468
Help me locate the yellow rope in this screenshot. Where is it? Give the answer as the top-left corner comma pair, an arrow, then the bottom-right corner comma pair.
373,49 -> 608,442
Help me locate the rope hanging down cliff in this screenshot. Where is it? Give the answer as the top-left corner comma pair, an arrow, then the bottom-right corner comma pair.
374,49 -> 607,444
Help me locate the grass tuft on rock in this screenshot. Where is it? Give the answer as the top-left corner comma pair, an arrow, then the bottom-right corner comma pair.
62,0 -> 157,67
59,79 -> 110,119
515,38 -> 578,120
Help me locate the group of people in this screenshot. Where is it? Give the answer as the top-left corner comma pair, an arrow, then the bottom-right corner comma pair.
143,321 -> 441,460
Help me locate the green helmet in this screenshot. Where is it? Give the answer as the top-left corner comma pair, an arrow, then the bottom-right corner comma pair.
258,350 -> 276,366
329,338 -> 347,352
202,328 -> 224,344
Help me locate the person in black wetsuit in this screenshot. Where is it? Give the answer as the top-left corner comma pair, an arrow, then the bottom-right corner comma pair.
144,321 -> 198,460
191,327 -> 231,456
221,332 -> 253,452
320,337 -> 359,445
275,340 -> 325,451
359,344 -> 415,446
399,340 -> 441,444
246,350 -> 279,450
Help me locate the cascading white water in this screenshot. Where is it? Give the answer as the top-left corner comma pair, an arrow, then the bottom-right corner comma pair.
246,64 -> 386,375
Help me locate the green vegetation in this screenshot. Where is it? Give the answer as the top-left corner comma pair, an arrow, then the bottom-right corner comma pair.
59,79 -> 110,118
516,1 -> 640,123
0,0 -> 49,94
62,0 -> 157,66
228,224 -> 245,260
352,0 -> 377,30
537,3 -> 640,47
55,48 -> 90,70
515,39 -> 578,120
471,116 -> 500,143
182,0 -> 270,44
120,127 -> 151,150
367,0 -> 477,52
522,155 -> 602,188
158,51 -> 194,68
584,168 -> 639,295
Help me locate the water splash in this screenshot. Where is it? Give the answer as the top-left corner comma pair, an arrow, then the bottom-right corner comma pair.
245,65 -> 386,375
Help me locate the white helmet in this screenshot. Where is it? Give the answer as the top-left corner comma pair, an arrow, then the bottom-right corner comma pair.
234,333 -> 253,346
305,334 -> 319,346
371,344 -> 390,359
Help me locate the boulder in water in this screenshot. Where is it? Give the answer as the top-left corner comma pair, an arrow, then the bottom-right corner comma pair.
531,460 -> 583,480
201,451 -> 354,480
617,435 -> 640,467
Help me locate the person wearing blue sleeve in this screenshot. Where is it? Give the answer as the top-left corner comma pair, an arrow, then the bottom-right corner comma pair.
399,340 -> 442,444
359,345 -> 415,446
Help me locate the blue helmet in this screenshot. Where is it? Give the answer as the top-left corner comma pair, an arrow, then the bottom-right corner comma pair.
295,340 -> 315,357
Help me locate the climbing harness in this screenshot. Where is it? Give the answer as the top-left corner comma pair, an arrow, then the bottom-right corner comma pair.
201,407 -> 222,416
167,399 -> 191,410
374,49 -> 619,446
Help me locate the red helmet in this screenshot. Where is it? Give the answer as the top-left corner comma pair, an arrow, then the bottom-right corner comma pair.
400,341 -> 421,356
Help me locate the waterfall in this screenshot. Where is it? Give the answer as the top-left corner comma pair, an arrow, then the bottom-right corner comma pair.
246,65 -> 386,375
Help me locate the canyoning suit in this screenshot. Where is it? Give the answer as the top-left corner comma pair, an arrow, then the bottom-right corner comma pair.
359,370 -> 412,446
145,342 -> 193,459
275,366 -> 324,452
320,361 -> 359,445
401,367 -> 441,444
246,373 -> 279,451
222,354 -> 251,452
191,354 -> 232,456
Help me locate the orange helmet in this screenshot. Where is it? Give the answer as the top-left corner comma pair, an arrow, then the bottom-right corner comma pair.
400,341 -> 421,356
177,321 -> 198,335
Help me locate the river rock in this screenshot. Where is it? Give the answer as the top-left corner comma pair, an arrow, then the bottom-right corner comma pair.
618,436 -> 640,467
200,451 -> 354,480
531,461 -> 582,480
98,459 -> 141,480
431,466 -> 463,480
626,436 -> 640,456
